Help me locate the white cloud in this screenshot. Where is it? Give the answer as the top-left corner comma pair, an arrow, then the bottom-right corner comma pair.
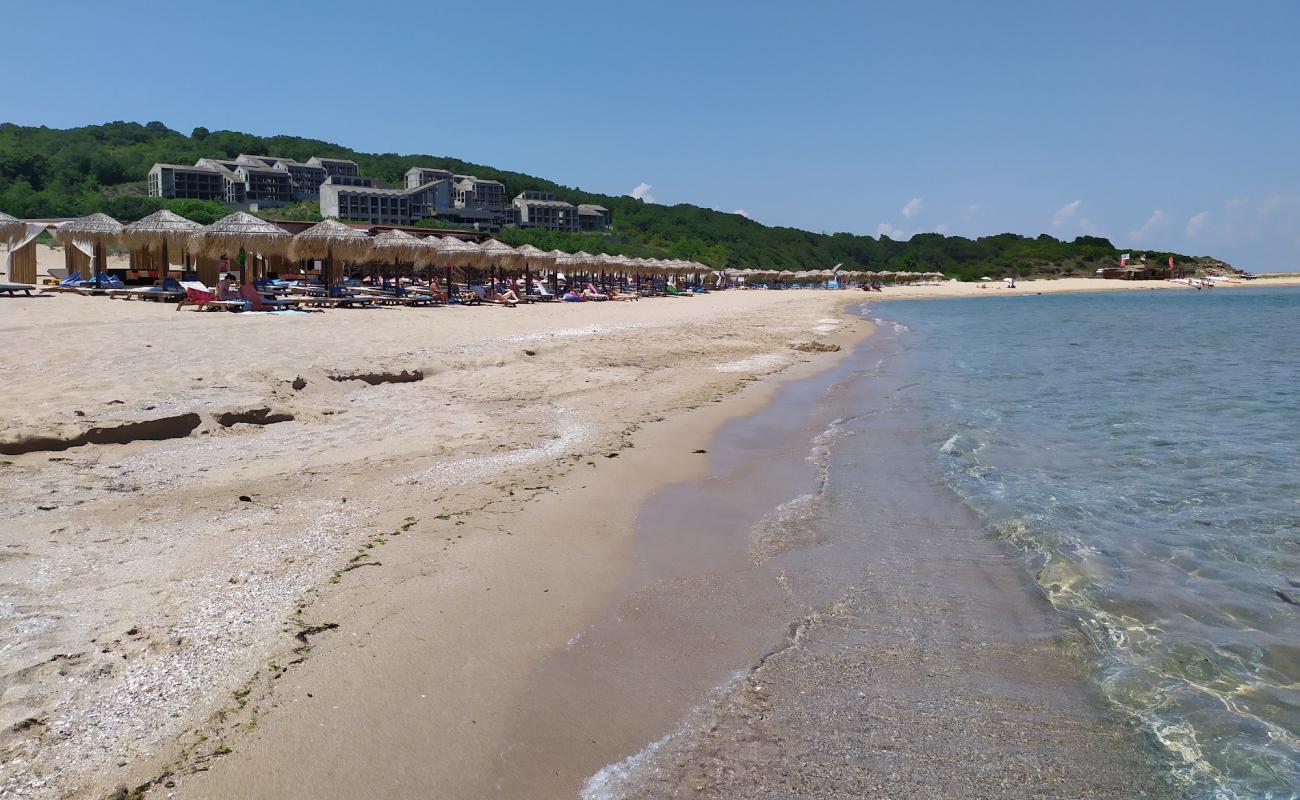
875,222 -> 905,239
1185,211 -> 1209,237
732,209 -> 751,219
1258,194 -> 1299,217
901,197 -> 923,220
1051,199 -> 1082,229
629,182 -> 655,203
1128,209 -> 1166,242
965,204 -> 980,218
934,223 -> 951,235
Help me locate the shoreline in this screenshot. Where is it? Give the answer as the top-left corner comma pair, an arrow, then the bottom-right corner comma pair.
3,282 -> 1283,797
163,305 -> 873,799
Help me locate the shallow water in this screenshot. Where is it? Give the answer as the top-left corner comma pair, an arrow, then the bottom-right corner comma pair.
879,286 -> 1300,798
577,304 -> 1178,799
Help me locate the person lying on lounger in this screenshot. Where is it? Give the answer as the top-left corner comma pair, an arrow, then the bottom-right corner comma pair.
494,286 -> 520,307
582,283 -> 608,301
604,286 -> 638,301
563,288 -> 584,302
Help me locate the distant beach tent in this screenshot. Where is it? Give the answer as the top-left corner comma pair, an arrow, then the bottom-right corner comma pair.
53,212 -> 124,278
192,212 -> 289,284
120,210 -> 201,285
289,219 -> 373,286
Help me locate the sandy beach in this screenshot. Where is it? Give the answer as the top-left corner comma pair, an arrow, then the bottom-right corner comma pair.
0,283 -> 865,798
3,265 -> 1296,798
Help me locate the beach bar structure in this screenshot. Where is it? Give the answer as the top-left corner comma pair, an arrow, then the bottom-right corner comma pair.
1100,265 -> 1172,280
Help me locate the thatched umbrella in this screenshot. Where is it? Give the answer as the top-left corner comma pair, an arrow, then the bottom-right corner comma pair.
477,239 -> 524,293
121,210 -> 202,285
54,212 -> 123,278
514,244 -> 555,295
290,219 -> 373,288
431,236 -> 484,296
0,211 -> 24,245
368,229 -> 428,289
192,212 -> 289,285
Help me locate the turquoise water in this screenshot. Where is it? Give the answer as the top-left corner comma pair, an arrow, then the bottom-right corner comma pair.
878,287 -> 1300,799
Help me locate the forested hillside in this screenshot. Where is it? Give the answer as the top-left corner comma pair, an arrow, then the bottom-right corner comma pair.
0,121 -> 1219,279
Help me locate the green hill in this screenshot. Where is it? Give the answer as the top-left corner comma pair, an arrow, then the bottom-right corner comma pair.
0,121 -> 1226,279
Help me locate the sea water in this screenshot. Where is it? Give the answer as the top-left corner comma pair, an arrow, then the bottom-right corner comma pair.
879,286 -> 1300,797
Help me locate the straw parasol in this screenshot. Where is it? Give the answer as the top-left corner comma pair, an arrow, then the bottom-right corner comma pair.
366,229 -> 429,287
54,212 -> 124,277
514,243 -> 556,270
121,210 -> 202,284
192,212 -> 290,284
513,243 -> 555,294
479,239 -> 524,270
0,210 -> 24,245
289,219 -> 373,287
433,236 -> 485,269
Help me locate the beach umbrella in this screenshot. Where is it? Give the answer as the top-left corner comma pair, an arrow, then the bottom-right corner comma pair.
121,210 -> 202,285
479,239 -> 525,293
0,211 -> 24,245
54,212 -> 123,278
368,229 -> 431,287
192,212 -> 289,284
514,243 -> 555,294
431,236 -> 485,294
290,219 -> 373,288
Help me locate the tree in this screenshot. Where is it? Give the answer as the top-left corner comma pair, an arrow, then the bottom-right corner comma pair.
192,127 -> 210,140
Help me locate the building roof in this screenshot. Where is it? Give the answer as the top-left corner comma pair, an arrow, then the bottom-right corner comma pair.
152,162 -> 222,172
236,164 -> 291,176
321,183 -> 411,198
517,197 -> 575,208
578,204 -> 609,214
308,156 -> 359,167
456,176 -> 504,188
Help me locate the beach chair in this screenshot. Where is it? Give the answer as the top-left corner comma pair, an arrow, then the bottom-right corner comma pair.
238,283 -> 300,312
0,283 -> 36,297
75,274 -> 126,295
529,282 -> 558,302
177,281 -> 245,312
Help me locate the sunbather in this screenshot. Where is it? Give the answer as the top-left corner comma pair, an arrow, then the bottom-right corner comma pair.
605,286 -> 639,301
563,288 -> 584,302
493,286 -> 520,307
216,274 -> 239,301
582,283 -> 608,301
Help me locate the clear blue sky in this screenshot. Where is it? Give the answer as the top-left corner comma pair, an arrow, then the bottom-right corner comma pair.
7,0 -> 1299,270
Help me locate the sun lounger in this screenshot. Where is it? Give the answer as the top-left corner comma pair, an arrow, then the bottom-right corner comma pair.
177,281 -> 245,312
0,283 -> 37,296
75,274 -> 126,295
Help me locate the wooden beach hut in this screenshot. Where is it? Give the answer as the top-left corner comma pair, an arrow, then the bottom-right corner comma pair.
120,210 -> 201,285
53,213 -> 123,279
1,211 -> 38,285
